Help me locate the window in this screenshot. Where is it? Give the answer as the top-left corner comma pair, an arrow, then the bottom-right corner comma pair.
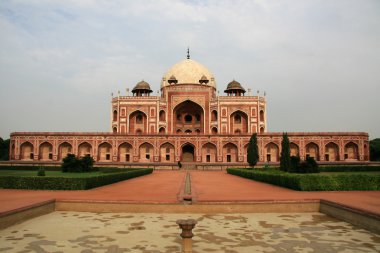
146,154 -> 150,159
227,155 -> 231,162
125,154 -> 130,162
48,153 -> 53,160
234,115 -> 241,123
166,155 -> 170,161
206,155 -> 210,162
106,154 -> 110,160
185,115 -> 192,123
30,153 -> 34,159
136,114 -> 143,123
113,110 -> 118,121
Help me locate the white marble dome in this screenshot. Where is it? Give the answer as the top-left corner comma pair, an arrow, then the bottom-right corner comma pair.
161,59 -> 216,88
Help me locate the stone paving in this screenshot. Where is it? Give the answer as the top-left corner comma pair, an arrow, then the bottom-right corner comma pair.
1,170 -> 380,252
0,170 -> 380,216
1,211 -> 379,253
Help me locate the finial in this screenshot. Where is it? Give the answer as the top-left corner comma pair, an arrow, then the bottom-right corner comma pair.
187,47 -> 190,59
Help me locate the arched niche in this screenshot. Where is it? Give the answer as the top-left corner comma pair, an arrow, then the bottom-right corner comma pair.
223,143 -> 238,162
139,142 -> 153,162
305,142 -> 319,161
39,142 -> 53,160
325,142 -> 339,162
20,142 -> 34,160
98,142 -> 112,162
202,143 -> 217,163
118,142 -> 132,162
129,110 -> 147,134
173,100 -> 204,134
58,142 -> 72,160
290,143 -> 299,157
265,142 -> 279,162
78,142 -> 92,157
160,142 -> 175,162
230,111 -> 248,134
344,142 -> 359,160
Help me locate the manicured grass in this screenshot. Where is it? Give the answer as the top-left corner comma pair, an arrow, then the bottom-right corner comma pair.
227,168 -> 380,191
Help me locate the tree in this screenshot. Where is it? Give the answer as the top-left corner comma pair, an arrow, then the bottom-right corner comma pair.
247,133 -> 259,167
370,138 -> 380,161
61,154 -> 94,172
280,132 -> 291,172
0,138 -> 10,161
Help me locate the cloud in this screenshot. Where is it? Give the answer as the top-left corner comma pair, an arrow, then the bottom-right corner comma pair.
0,0 -> 379,138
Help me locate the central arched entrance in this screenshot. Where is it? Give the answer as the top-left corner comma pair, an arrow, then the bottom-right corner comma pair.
173,100 -> 204,134
182,144 -> 195,162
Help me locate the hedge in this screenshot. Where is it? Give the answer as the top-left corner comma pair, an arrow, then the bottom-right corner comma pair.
0,165 -> 62,171
0,168 -> 153,190
319,165 -> 380,172
227,168 -> 380,191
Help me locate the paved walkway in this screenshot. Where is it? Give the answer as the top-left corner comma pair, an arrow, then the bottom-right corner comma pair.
1,170 -> 380,216
191,171 -> 380,215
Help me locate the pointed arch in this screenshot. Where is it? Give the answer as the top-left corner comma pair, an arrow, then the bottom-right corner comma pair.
78,142 -> 92,157
305,142 -> 319,161
173,100 -> 204,134
39,142 -> 53,160
129,110 -> 147,134
58,142 -> 72,160
230,110 -> 248,134
202,142 -> 217,162
139,142 -> 154,162
98,142 -> 112,162
160,142 -> 175,162
223,142 -> 238,162
325,142 -> 339,161
118,142 -> 133,162
290,142 -> 299,157
181,142 -> 195,162
113,110 -> 118,121
20,142 -> 34,160
264,142 -> 279,162
259,110 -> 264,122
344,142 -> 359,160
211,110 -> 218,121
159,127 -> 166,134
159,110 -> 166,121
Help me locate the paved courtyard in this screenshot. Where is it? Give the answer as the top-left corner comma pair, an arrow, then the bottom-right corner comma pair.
1,211 -> 379,253
0,171 -> 379,216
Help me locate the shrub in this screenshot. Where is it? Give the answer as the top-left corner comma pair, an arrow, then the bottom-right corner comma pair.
280,133 -> 290,172
0,169 -> 153,190
247,133 -> 259,167
319,165 -> 380,172
289,156 -> 300,173
61,154 -> 95,172
227,168 -> 380,191
37,166 -> 45,177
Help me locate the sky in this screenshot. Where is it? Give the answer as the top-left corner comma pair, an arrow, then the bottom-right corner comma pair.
0,0 -> 379,139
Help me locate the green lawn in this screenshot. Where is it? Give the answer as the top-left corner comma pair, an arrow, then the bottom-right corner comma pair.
0,170 -> 108,178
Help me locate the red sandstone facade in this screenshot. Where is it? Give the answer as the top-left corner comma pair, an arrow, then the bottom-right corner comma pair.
9,57 -> 369,165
